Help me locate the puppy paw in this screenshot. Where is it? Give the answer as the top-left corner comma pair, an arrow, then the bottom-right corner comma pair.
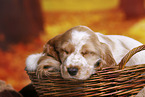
36,56 -> 60,79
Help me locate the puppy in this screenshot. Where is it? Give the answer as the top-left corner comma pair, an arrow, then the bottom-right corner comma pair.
43,25 -> 145,80
43,26 -> 116,80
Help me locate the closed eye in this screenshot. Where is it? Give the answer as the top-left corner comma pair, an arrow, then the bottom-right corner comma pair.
62,49 -> 69,54
81,51 -> 96,56
43,65 -> 51,69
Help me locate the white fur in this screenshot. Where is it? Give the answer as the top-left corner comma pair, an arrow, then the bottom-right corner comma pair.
26,53 -> 43,71
66,30 -> 90,67
71,30 -> 90,47
96,33 -> 145,66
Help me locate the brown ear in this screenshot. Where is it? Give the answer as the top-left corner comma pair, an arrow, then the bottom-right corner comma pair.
43,34 -> 63,62
43,43 -> 59,61
100,43 -> 117,68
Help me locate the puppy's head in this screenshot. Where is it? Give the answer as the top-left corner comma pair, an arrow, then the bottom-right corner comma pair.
44,25 -> 116,80
36,56 -> 60,79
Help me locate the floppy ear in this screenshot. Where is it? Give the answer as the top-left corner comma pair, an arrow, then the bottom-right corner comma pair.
100,43 -> 117,68
43,42 -> 60,61
43,34 -> 63,62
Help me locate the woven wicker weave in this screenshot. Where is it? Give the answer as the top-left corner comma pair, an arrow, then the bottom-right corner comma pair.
26,45 -> 145,97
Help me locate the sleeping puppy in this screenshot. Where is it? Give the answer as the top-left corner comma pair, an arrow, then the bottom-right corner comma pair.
44,25 -> 145,80
25,53 -> 60,79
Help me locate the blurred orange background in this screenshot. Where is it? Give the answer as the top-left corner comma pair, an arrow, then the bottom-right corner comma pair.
0,0 -> 145,91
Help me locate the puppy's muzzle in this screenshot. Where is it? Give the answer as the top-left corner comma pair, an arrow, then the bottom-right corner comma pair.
67,67 -> 78,76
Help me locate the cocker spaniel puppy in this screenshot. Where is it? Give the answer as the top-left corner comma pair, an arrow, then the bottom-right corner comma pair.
43,25 -> 145,80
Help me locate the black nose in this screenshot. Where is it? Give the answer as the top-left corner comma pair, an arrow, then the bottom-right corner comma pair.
67,67 -> 78,76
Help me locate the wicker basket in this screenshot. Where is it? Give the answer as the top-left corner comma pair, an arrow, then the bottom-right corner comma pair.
26,45 -> 145,97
